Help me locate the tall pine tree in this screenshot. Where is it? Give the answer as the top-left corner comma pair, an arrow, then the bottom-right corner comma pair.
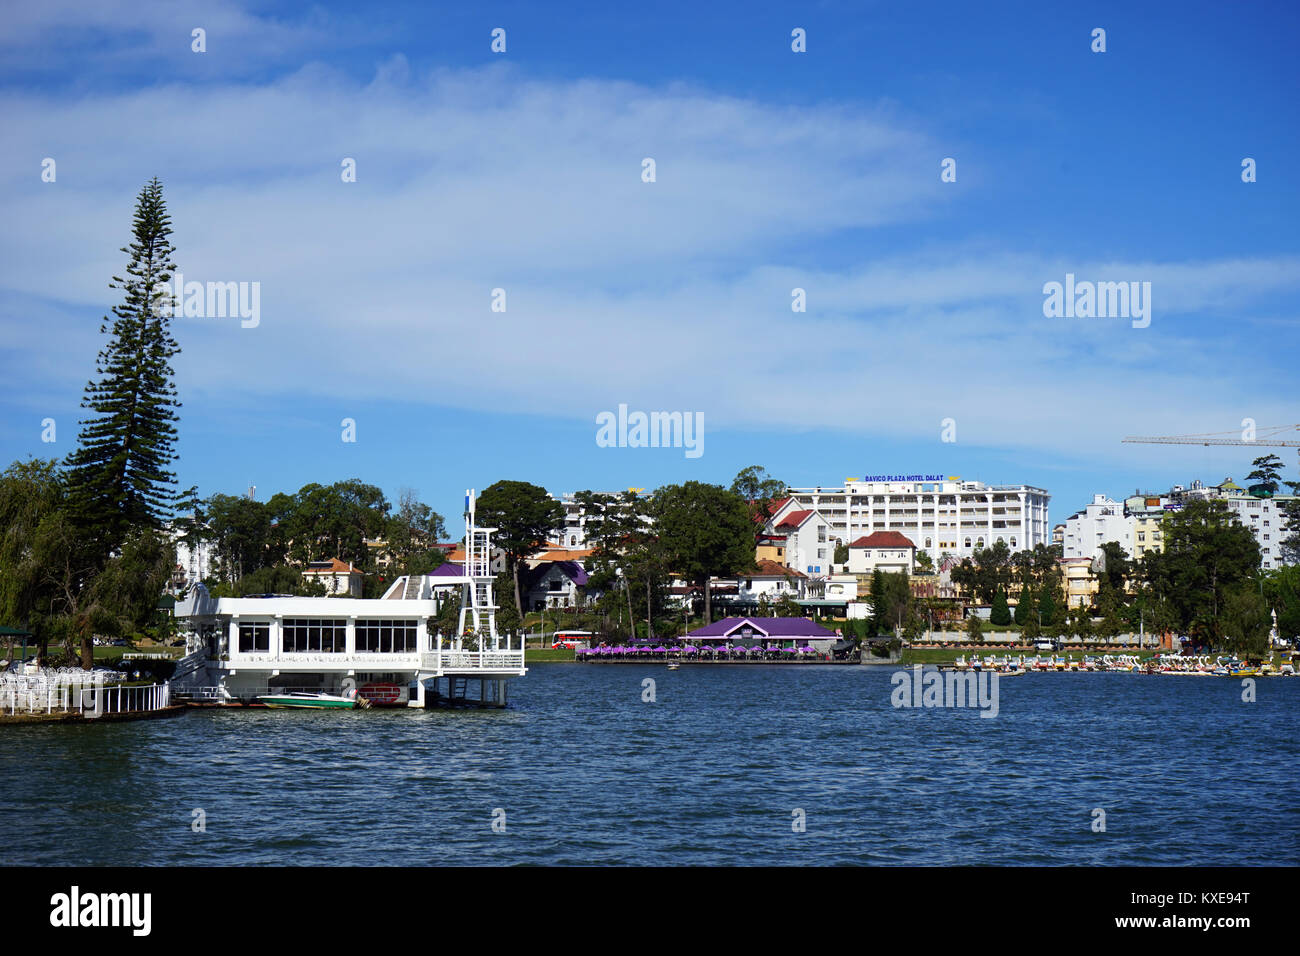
65,177 -> 181,563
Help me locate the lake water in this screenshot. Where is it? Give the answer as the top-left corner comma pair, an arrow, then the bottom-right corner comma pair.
4,664 -> 1297,866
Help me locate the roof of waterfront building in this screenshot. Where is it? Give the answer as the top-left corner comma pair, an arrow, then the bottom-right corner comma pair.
532,547 -> 595,562
429,562 -> 465,577
686,616 -> 837,639
750,559 -> 806,578
302,558 -> 362,574
775,509 -> 815,529
848,531 -> 916,549
522,560 -> 589,589
750,496 -> 792,524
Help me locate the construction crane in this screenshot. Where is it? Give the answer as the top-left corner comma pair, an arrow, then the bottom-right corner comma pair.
1122,424 -> 1300,448
1122,425 -> 1300,489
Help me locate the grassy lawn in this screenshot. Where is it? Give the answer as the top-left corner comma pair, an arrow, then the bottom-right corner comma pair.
525,648 -> 576,662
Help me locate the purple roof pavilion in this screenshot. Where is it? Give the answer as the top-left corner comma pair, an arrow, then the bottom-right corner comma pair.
685,616 -> 837,641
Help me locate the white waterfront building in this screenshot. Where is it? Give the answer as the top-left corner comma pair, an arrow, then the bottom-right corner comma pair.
1063,494 -> 1134,561
777,477 -> 1051,561
1061,479 -> 1296,570
172,490 -> 526,707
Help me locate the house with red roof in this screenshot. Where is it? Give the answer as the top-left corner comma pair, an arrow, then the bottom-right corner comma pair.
301,558 -> 365,598
847,531 -> 916,577
763,501 -> 838,576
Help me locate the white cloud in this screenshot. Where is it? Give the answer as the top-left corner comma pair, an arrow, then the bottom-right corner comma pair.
2,59 -> 1297,471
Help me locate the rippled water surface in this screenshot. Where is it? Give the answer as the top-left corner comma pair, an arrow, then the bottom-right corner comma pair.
3,665 -> 1297,865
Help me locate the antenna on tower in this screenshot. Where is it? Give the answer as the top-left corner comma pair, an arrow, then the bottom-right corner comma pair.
247,484 -> 256,500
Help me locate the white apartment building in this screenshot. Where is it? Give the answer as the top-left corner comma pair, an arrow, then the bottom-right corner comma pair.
1062,478 -> 1296,571
847,531 -> 917,576
173,531 -> 217,591
778,477 -> 1051,561
555,490 -> 648,548
1171,478 -> 1295,570
1063,495 -> 1134,561
772,508 -> 835,576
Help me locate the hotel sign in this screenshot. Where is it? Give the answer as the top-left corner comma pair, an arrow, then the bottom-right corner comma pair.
861,474 -> 946,482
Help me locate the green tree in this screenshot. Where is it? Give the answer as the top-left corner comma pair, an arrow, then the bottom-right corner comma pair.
385,487 -> 448,575
1220,586 -> 1270,657
651,481 -> 753,623
950,540 -> 1013,604
1095,541 -> 1131,595
1245,453 -> 1285,494
493,569 -> 522,637
204,493 -> 277,582
870,571 -> 911,636
476,480 -> 564,622
1262,565 -> 1300,642
1037,584 -> 1057,630
210,564 -> 327,598
730,465 -> 787,527
1281,463 -> 1300,565
0,460 -> 71,663
989,590 -> 1012,627
1013,584 -> 1033,627
65,177 -> 181,562
1142,499 -> 1261,645
966,613 -> 984,644
1067,604 -> 1093,641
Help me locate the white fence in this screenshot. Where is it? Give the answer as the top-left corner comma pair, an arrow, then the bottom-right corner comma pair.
420,650 -> 526,671
1,670 -> 171,717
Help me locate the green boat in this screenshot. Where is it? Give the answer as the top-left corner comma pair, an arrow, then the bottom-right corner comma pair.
257,691 -> 359,710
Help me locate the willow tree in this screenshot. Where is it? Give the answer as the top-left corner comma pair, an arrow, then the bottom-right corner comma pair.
65,177 -> 181,563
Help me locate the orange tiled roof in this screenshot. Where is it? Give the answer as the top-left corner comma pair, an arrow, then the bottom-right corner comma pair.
303,558 -> 364,574
751,559 -> 806,578
848,532 -> 915,549
534,548 -> 595,562
775,509 -> 814,530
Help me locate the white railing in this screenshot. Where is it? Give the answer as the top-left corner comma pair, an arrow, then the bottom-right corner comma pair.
1,674 -> 171,717
95,682 -> 172,714
420,650 -> 525,671
176,686 -> 228,702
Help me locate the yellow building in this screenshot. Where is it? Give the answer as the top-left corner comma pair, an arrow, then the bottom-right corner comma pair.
755,535 -> 787,565
1058,557 -> 1098,608
1131,513 -> 1165,560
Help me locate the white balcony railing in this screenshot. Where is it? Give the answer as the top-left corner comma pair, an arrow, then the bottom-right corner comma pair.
420,650 -> 526,671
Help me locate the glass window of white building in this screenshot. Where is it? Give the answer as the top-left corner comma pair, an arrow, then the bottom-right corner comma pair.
283,618 -> 347,653
356,619 -> 419,653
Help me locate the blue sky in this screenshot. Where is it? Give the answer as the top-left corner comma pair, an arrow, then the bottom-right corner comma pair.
2,0 -> 1298,530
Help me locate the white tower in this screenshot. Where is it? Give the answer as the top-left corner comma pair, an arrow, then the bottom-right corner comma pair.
456,489 -> 499,645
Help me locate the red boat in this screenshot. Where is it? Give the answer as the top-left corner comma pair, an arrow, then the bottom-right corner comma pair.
358,682 -> 406,705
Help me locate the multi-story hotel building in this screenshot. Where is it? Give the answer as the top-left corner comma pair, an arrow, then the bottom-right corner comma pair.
1170,478 -> 1296,570
776,477 -> 1052,560
1063,478 -> 1296,571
